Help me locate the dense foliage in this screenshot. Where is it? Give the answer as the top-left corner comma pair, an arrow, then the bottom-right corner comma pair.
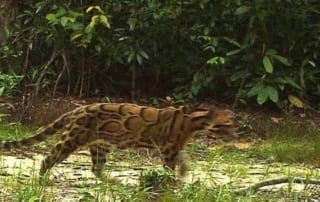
0,0 -> 319,108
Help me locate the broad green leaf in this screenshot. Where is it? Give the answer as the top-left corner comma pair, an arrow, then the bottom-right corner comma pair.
240,44 -> 249,50
69,10 -> 83,18
99,15 -> 110,28
139,50 -> 149,59
127,18 -> 135,31
94,45 -> 101,53
0,87 -> 4,96
272,55 -> 291,66
127,52 -> 135,63
95,6 -> 103,13
263,56 -> 273,73
69,22 -> 83,31
46,13 -> 57,22
223,37 -> 241,48
257,89 -> 268,105
308,60 -> 316,67
60,16 -> 70,27
4,27 -> 11,39
266,86 -> 278,103
226,49 -> 241,56
118,36 -> 128,41
191,84 -> 200,95
230,70 -> 250,82
235,6 -> 251,15
278,84 -> 285,91
35,2 -> 45,14
92,15 -> 100,25
288,95 -> 304,108
136,54 -> 143,65
86,6 -> 93,13
29,196 -> 40,202
265,49 -> 277,56
284,77 -> 302,90
207,56 -> 220,65
85,24 -> 92,33
71,33 -> 82,41
247,83 -> 264,97
56,7 -> 66,17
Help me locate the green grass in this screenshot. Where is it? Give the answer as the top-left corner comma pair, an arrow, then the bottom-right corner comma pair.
258,116 -> 320,166
0,116 -> 320,201
0,122 -> 34,140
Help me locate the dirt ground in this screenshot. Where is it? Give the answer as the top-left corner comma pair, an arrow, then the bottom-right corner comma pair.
1,147 -> 320,201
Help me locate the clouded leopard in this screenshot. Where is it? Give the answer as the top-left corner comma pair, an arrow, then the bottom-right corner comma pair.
0,103 -> 236,179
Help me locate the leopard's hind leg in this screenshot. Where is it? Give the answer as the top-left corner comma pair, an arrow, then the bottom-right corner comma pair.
39,129 -> 88,177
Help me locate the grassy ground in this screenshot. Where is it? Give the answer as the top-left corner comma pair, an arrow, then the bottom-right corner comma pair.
0,115 -> 320,201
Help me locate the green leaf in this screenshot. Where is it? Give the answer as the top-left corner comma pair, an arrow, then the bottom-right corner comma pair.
247,83 -> 264,97
127,18 -> 135,31
94,45 -> 101,53
230,70 -> 250,82
257,88 -> 268,105
127,52 -> 135,63
308,60 -> 316,67
235,6 -> 251,15
35,2 -> 45,14
272,55 -> 291,66
266,86 -> 278,103
207,56 -> 225,65
0,87 -> 4,96
226,49 -> 241,56
56,7 -> 66,17
86,6 -> 95,13
288,95 -> 304,108
139,50 -> 149,59
223,37 -> 241,48
136,54 -> 143,65
265,49 -> 277,56
71,33 -> 83,41
284,77 -> 302,90
29,196 -> 40,202
263,56 -> 273,73
4,27 -> 11,39
240,44 -> 249,50
191,84 -> 200,95
46,13 -> 57,22
99,15 -> 110,28
60,16 -> 69,27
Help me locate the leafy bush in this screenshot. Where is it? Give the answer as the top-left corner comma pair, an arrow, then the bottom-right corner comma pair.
0,73 -> 23,97
0,0 -> 319,108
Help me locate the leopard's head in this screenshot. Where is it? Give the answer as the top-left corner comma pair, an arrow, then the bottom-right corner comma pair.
188,106 -> 237,142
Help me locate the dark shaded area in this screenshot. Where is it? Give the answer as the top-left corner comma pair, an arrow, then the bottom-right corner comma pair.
0,0 -> 319,108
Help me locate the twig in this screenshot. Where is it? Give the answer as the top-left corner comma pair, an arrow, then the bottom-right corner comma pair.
232,70 -> 247,110
234,177 -> 320,195
130,63 -> 136,103
53,51 -> 68,96
22,46 -> 30,76
34,50 -> 60,97
65,53 -> 71,96
79,48 -> 85,98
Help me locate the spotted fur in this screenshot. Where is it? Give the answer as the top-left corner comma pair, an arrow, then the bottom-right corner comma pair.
0,103 -> 236,178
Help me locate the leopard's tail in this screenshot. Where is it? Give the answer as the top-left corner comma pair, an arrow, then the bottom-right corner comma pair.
0,112 -> 71,150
